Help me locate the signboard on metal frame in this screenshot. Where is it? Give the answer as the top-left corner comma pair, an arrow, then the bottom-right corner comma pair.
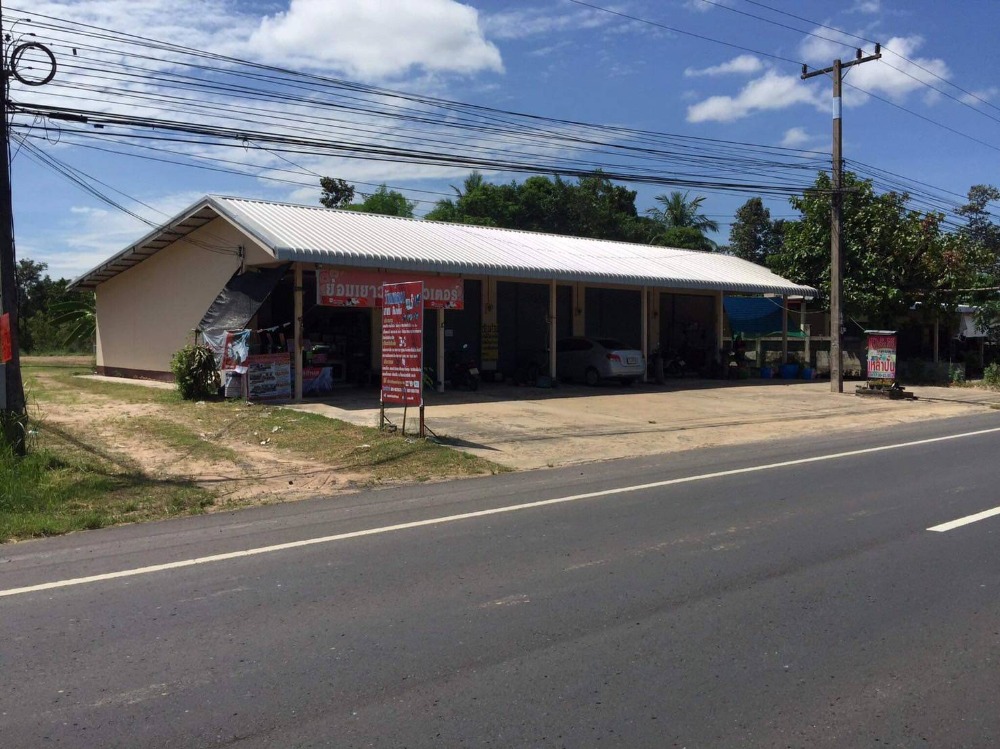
865,331 -> 897,381
380,281 -> 424,407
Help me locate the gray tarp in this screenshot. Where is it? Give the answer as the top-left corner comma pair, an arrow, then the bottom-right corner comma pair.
198,264 -> 290,332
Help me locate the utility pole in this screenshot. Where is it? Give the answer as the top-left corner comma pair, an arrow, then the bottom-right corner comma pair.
0,1 -> 33,453
802,44 -> 880,394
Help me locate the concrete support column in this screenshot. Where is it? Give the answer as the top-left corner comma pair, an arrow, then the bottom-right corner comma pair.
293,262 -> 303,402
933,314 -> 940,364
370,307 -> 382,372
549,279 -> 557,380
572,282 -> 585,336
715,291 -> 725,358
802,299 -> 810,367
482,276 -> 498,376
436,307 -> 445,393
641,286 -> 649,383
781,295 -> 789,365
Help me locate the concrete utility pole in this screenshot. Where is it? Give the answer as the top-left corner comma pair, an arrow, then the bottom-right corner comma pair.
0,1 -> 29,452
802,44 -> 880,394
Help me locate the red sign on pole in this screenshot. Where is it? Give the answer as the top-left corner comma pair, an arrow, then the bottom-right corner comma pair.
380,281 -> 424,406
0,313 -> 11,363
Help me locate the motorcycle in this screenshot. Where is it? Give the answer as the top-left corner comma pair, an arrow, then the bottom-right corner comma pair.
447,343 -> 480,391
648,345 -> 686,383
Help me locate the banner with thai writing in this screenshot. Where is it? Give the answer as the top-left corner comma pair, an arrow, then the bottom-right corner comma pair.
866,333 -> 897,380
381,281 -> 424,406
317,268 -> 463,309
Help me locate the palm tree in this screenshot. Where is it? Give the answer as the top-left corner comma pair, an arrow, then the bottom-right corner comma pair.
451,170 -> 485,200
646,191 -> 719,250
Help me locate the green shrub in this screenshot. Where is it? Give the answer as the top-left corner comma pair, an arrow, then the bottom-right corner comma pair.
949,363 -> 966,384
984,362 -> 1000,388
170,344 -> 220,400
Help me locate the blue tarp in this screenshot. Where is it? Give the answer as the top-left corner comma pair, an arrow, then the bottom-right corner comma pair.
723,297 -> 803,339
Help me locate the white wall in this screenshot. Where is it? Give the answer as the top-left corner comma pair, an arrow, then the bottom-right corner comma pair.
95,218 -> 274,376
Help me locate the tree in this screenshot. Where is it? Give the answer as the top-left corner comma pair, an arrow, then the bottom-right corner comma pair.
650,226 -> 717,252
956,184 -> 1000,338
319,177 -> 356,208
729,197 -> 781,265
769,172 -> 977,326
424,171 -> 652,242
343,184 -> 416,218
646,191 -> 719,250
12,259 -> 95,353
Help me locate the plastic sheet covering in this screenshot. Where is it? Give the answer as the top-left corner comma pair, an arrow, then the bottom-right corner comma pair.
723,296 -> 803,339
199,264 -> 290,333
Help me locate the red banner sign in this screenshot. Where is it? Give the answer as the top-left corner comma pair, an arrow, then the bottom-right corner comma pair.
317,268 -> 463,309
381,281 -> 424,406
0,313 -> 11,363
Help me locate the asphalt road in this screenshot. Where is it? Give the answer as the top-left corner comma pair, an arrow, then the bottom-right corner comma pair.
3,412 -> 1000,748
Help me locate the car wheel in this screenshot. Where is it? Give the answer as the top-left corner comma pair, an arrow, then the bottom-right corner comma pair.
584,367 -> 600,387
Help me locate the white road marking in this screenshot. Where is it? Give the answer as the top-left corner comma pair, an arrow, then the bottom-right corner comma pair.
928,505 -> 1000,532
4,425 -> 1000,599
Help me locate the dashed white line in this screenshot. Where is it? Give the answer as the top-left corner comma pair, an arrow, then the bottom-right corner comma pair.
928,505 -> 1000,532
4,425 -> 1000,599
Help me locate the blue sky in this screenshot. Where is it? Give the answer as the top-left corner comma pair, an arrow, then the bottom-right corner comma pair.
10,0 -> 1000,279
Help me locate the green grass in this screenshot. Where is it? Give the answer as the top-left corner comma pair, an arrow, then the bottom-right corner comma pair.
0,427 -> 214,543
116,415 -> 242,464
3,363 -> 507,541
25,366 -> 506,481
216,406 -> 508,483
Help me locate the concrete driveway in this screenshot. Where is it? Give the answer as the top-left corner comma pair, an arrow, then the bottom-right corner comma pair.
290,379 -> 1000,470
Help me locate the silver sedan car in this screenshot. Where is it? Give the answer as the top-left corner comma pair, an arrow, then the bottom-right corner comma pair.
556,336 -> 646,386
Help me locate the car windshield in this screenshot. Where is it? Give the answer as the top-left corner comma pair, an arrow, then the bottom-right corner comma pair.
596,339 -> 632,350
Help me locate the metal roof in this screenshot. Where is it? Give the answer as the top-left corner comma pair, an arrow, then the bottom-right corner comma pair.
71,195 -> 817,297
69,201 -> 221,290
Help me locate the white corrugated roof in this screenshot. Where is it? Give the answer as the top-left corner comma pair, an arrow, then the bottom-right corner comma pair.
72,195 -> 817,297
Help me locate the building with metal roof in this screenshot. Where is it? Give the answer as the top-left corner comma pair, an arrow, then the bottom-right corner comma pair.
73,195 -> 816,397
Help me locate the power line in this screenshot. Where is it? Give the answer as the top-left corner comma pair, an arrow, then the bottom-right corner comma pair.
567,0 -> 803,65
733,0 -> 1000,115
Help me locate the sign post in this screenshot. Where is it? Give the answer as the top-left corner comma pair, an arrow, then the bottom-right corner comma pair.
380,281 -> 425,436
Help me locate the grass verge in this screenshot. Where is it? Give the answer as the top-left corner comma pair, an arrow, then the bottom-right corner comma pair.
7,363 -> 507,541
0,426 -> 214,543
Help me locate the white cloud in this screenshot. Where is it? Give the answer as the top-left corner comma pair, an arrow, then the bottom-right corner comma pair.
849,37 -> 949,105
686,70 -> 824,123
849,0 -> 881,13
684,0 -> 730,12
777,127 -> 828,151
800,30 -> 950,104
684,55 -> 764,78
528,40 -> 574,58
481,4 -> 613,40
959,87 -> 1000,106
248,0 -> 503,80
780,127 -> 811,148
29,0 -> 502,83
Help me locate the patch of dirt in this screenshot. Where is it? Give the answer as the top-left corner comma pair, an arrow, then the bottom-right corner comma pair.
31,371 -> 368,506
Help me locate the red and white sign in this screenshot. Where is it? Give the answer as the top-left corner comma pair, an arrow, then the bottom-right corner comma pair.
866,333 -> 897,381
317,268 -> 463,309
380,281 -> 424,406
